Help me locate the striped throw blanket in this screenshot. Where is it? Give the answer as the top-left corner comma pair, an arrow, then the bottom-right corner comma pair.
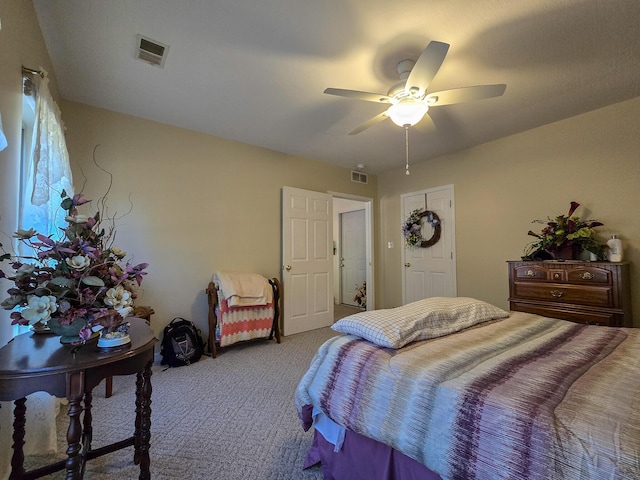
295,312 -> 640,480
217,297 -> 274,347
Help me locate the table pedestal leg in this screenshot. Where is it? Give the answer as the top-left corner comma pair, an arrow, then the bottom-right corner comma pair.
65,395 -> 83,479
134,360 -> 152,480
9,398 -> 26,479
80,391 -> 93,477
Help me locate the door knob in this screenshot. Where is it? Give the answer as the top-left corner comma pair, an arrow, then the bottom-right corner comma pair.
404,262 -> 411,267
284,265 -> 292,271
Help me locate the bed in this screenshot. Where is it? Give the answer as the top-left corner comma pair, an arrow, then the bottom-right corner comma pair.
206,271 -> 281,357
295,297 -> 640,480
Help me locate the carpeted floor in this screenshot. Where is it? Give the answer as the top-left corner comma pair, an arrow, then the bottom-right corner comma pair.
333,303 -> 363,321
22,324 -> 342,479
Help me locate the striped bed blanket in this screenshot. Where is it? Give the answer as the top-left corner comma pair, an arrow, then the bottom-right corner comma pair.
295,312 -> 640,480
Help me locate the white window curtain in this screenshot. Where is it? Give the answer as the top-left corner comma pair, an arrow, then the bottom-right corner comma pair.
21,71 -> 74,236
17,70 -> 74,458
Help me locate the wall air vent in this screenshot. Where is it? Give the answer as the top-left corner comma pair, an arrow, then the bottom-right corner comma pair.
351,170 -> 368,184
135,34 -> 169,68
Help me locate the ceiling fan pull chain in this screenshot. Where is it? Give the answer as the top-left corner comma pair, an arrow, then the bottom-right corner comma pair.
405,126 -> 410,175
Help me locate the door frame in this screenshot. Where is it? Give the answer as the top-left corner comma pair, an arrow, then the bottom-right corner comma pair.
330,192 -> 374,311
401,185 -> 456,304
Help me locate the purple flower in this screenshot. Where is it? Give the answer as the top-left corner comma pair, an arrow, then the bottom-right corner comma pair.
568,201 -> 580,217
10,311 -> 27,325
109,267 -> 128,285
127,263 -> 149,286
78,326 -> 94,342
72,193 -> 91,207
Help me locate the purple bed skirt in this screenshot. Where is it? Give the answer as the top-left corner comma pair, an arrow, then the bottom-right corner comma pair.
304,428 -> 443,480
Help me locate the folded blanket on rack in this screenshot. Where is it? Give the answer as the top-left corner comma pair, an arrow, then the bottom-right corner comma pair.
216,297 -> 275,347
212,271 -> 273,307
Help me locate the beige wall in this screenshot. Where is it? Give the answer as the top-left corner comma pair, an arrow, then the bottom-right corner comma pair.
61,100 -> 379,340
0,0 -> 64,475
378,96 -> 640,324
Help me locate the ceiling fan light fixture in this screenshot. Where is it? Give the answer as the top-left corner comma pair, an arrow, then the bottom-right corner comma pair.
323,40 -> 506,136
387,99 -> 429,127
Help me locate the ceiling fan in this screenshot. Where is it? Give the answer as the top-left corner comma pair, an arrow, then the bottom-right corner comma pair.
324,41 -> 506,135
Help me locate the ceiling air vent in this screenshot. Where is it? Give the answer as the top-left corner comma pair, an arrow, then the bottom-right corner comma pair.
351,170 -> 368,184
135,34 -> 169,68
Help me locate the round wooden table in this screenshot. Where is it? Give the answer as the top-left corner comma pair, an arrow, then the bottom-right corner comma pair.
0,317 -> 157,479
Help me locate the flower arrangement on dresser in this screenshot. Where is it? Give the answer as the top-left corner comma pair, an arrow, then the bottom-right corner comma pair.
523,201 -> 607,261
0,191 -> 148,345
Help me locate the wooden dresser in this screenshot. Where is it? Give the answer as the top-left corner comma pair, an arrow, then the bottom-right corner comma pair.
508,260 -> 632,327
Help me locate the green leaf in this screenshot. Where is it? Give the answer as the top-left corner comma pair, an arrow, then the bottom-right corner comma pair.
49,276 -> 75,287
61,197 -> 73,211
82,276 -> 105,287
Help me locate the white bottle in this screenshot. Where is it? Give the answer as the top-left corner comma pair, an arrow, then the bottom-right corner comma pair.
607,235 -> 623,262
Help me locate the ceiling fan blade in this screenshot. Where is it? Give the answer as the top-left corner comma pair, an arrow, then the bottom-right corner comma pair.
405,41 -> 450,97
426,84 -> 507,106
413,112 -> 436,132
324,88 -> 391,104
348,111 -> 390,135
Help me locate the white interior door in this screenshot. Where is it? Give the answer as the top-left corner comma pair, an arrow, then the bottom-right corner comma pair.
402,186 -> 456,304
340,209 -> 366,307
282,186 -> 334,335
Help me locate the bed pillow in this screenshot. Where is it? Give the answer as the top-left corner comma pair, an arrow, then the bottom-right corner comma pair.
332,297 -> 509,349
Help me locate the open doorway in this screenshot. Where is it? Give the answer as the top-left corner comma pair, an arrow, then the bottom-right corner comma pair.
332,194 -> 374,312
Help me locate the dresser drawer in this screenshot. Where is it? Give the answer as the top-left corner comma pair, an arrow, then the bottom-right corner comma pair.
512,282 -> 613,307
510,302 -> 615,326
566,266 -> 611,284
513,265 -> 547,281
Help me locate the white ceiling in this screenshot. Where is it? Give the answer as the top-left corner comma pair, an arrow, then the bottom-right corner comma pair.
33,0 -> 640,174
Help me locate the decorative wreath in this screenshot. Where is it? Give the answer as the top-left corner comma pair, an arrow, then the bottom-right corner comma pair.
402,208 -> 442,248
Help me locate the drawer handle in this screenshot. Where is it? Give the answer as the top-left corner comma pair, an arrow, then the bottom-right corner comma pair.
550,290 -> 564,298
553,273 -> 561,280
525,270 -> 535,277
580,272 -> 595,280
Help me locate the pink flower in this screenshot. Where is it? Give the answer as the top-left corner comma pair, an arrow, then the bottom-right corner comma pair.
78,326 -> 94,342
72,193 -> 91,206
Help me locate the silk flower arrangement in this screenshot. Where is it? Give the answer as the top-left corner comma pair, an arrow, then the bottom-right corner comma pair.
0,191 -> 148,345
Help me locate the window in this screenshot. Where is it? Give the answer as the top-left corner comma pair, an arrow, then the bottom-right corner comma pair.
20,73 -> 73,238
12,72 -> 74,338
